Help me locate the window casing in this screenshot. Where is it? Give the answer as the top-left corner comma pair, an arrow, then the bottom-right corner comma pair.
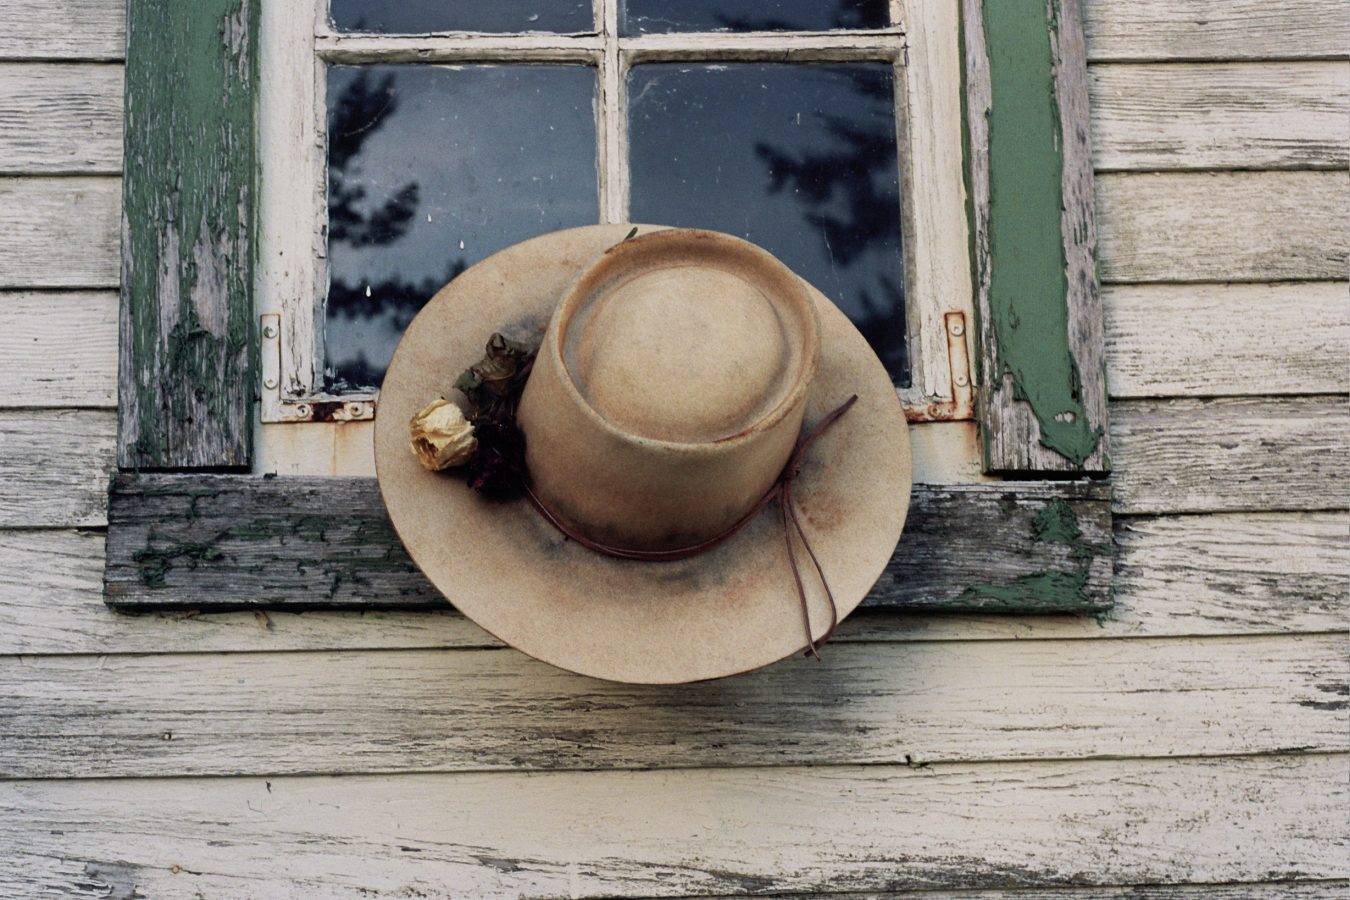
110,0 -> 1111,617
257,0 -> 977,472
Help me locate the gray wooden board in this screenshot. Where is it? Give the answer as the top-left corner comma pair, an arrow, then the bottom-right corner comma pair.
4,510 -> 1346,655
2,755 -> 1345,896
103,474 -> 1113,615
3,634 -> 1343,778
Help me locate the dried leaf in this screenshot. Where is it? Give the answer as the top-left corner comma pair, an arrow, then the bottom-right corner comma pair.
456,332 -> 535,415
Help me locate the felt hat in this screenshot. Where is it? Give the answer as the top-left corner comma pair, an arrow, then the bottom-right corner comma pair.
375,224 -> 911,683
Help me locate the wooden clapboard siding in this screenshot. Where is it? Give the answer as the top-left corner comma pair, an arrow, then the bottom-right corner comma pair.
0,292 -> 118,408
0,410 -> 114,528
707,888 -> 1350,900
1,755 -> 1344,896
1090,62 -> 1350,171
1104,283 -> 1350,398
0,0 -> 1345,896
19,396 -> 1336,527
7,61 -> 1346,184
1111,396 -> 1350,515
1083,0 -> 1350,62
3,510 -> 1345,654
4,635 -> 1344,779
1096,170 -> 1350,283
0,0 -> 125,61
8,397 -> 1347,527
0,176 -> 119,288
2,283 -> 1342,414
5,172 -> 1346,292
0,63 -> 122,173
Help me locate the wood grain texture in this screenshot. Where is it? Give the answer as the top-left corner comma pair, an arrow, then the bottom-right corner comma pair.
0,63 -> 122,173
0,0 -> 124,61
0,176 -> 119,288
1091,62 -> 1350,171
702,885 -> 1350,900
103,474 -> 1112,614
5,511 -> 1346,654
963,0 -> 1109,475
1112,397 -> 1350,515
1103,282 -> 1350,398
1084,0 -> 1350,62
1,755 -> 1344,896
0,411 -> 114,528
0,292 -> 118,408
1097,171 -> 1350,283
118,0 -> 258,470
4,635 -> 1345,778
1115,513 -> 1349,636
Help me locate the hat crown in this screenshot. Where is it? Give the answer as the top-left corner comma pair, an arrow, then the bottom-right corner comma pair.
565,263 -> 795,443
519,229 -> 821,551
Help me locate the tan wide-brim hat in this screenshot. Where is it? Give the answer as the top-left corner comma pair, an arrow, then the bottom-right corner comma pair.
376,224 -> 911,683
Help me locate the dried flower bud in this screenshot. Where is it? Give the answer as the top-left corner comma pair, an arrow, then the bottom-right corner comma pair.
409,399 -> 477,470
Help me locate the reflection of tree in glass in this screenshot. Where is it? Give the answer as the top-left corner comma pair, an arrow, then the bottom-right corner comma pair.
325,70 -> 464,390
717,0 -> 887,32
328,70 -> 419,248
751,67 -> 908,382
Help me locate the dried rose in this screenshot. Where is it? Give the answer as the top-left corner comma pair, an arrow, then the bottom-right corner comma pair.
409,399 -> 477,471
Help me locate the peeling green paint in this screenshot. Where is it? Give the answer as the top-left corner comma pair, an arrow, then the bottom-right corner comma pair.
955,496 -> 1107,612
121,0 -> 258,469
972,0 -> 1102,466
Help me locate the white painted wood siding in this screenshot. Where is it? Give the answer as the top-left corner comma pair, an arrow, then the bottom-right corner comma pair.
0,1 -> 1345,896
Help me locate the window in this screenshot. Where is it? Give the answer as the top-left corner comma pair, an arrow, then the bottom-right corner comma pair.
110,0 -> 1111,616
257,0 -> 978,470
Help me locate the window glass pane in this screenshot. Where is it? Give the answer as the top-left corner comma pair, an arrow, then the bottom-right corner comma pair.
621,0 -> 889,35
330,0 -> 594,34
628,63 -> 909,385
325,64 -> 598,390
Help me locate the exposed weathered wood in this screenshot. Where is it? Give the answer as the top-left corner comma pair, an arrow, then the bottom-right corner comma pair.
6,511 -> 1347,654
0,63 -> 122,173
118,0 -> 258,470
1103,282 -> 1350,398
1112,397 -> 1350,515
2,755 -> 1344,895
1097,171 -> 1350,283
4,635 -> 1345,778
103,474 -> 1113,614
0,177 -> 119,288
703,885 -> 1350,900
1091,62 -> 1350,171
962,0 -> 1109,475
1114,513 -> 1349,636
1084,0 -> 1350,62
0,411 -> 114,528
0,292 -> 118,408
0,0 -> 125,61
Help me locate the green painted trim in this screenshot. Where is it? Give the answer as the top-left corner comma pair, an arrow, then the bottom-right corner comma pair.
975,0 -> 1102,467
119,0 -> 259,469
954,498 -> 1107,612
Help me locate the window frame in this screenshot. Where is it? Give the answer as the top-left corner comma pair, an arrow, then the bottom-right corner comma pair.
257,0 -> 977,432
110,0 -> 1113,617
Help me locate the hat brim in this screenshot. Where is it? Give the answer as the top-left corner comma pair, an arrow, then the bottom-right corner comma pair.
375,224 -> 911,683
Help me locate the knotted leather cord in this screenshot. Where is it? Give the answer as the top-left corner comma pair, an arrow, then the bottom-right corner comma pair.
523,394 -> 858,659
